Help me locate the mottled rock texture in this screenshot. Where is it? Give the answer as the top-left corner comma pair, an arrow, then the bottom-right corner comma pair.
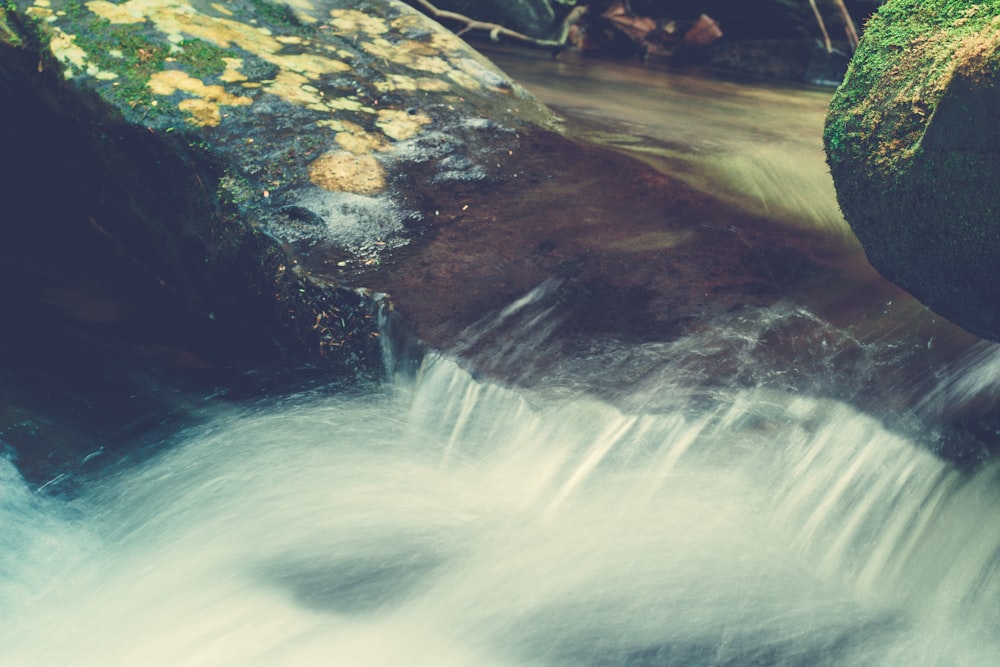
0,0 -> 556,478
0,0 -> 554,367
825,0 -> 1000,342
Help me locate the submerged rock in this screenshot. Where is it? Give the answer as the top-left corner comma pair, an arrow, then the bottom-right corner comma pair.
825,0 -> 1000,342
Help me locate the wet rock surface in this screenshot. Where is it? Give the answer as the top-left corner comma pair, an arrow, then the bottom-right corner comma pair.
825,0 -> 1000,343
0,0 -> 554,480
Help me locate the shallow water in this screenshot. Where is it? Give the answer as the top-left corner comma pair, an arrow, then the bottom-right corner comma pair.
488,48 -> 848,235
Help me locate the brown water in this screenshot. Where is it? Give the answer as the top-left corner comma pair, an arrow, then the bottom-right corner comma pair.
487,48 -> 848,234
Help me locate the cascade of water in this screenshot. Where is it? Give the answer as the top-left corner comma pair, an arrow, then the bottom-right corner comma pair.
3,324 -> 999,665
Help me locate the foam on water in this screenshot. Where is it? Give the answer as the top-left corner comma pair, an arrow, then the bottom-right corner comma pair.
2,343 -> 1000,666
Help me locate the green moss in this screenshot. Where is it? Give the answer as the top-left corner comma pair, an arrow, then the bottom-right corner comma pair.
0,6 -> 22,47
246,0 -> 314,35
218,174 -> 257,208
175,38 -> 228,78
826,0 -> 995,173
842,0 -> 993,95
51,3 -> 235,119
51,0 -> 165,111
60,0 -> 90,21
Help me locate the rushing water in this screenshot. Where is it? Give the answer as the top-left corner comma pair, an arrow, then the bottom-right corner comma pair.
5,54 -> 1000,666
3,312 -> 1000,666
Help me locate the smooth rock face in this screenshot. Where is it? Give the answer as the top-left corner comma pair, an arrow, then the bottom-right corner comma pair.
825,0 -> 1000,342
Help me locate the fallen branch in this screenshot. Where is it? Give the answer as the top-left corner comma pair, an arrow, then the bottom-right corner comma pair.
808,0 -> 833,54
831,0 -> 860,51
411,0 -> 587,48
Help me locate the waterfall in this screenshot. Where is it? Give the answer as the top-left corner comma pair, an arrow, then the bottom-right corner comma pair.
2,298 -> 1000,665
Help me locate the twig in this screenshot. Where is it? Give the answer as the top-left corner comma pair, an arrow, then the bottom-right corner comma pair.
831,0 -> 860,51
808,0 -> 833,54
411,0 -> 587,48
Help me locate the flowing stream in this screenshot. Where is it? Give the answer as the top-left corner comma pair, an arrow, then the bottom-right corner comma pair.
4,55 -> 1000,666
3,321 -> 1000,666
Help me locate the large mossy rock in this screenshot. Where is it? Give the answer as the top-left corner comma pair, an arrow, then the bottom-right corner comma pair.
825,0 -> 1000,341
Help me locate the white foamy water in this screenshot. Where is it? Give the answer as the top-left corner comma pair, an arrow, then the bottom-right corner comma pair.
3,340 -> 1000,666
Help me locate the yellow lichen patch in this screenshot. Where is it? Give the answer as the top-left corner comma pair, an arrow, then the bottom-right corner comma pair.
325,96 -> 371,113
209,2 -> 232,17
390,13 -> 429,33
147,69 -> 252,126
360,37 -> 454,77
335,121 -> 389,154
86,1 -> 281,52
417,78 -> 452,92
395,39 -> 441,58
148,69 -> 246,101
264,70 -> 326,110
262,71 -> 369,114
283,0 -> 318,23
447,69 -> 481,91
428,30 -> 470,55
219,57 -> 247,83
26,4 -> 54,20
268,52 -> 350,78
121,0 -> 351,80
45,24 -> 117,79
178,97 -> 222,125
329,9 -> 389,36
373,74 -> 450,93
376,108 -> 431,141
317,118 -> 348,132
47,26 -> 88,71
86,0 -> 146,24
148,6 -> 283,52
308,151 -> 386,195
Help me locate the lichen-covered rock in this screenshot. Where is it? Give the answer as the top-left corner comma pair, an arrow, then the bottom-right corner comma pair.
825,0 -> 1000,341
0,0 -> 553,367
0,0 -> 556,478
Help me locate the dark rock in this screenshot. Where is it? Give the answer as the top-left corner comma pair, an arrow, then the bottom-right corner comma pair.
0,0 -> 554,480
825,0 -> 1000,342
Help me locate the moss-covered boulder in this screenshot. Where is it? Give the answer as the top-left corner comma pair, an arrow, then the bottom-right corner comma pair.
825,0 -> 1000,341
